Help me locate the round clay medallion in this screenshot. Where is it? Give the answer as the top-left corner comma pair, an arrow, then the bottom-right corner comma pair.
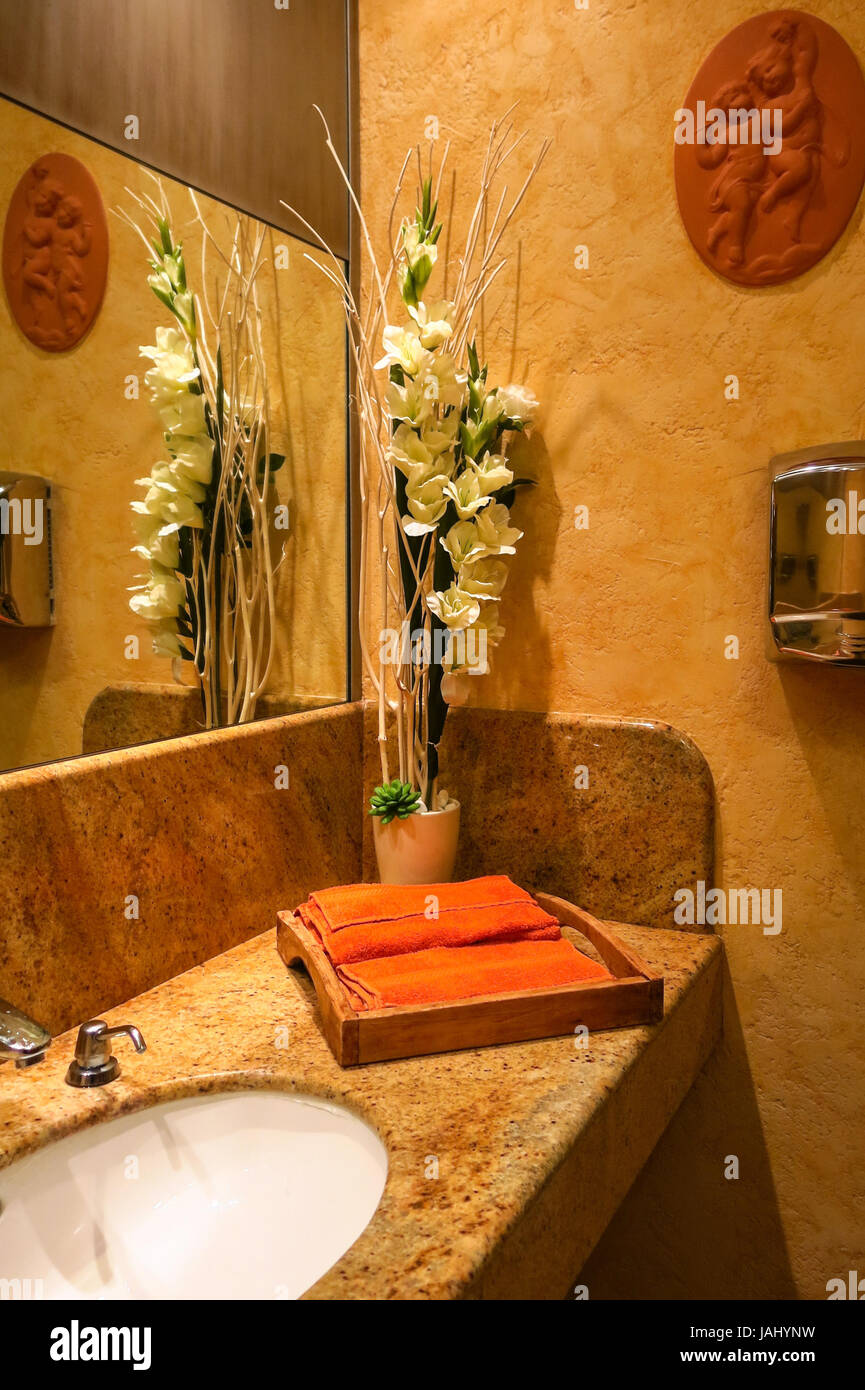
675,11 -> 865,286
2,152 -> 109,351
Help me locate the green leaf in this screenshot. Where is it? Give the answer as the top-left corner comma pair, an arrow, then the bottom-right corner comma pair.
158,217 -> 173,256
149,285 -> 173,313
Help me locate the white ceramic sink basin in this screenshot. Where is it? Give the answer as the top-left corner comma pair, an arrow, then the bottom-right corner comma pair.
0,1090 -> 387,1299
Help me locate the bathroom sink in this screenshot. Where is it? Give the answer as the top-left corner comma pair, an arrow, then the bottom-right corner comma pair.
0,1090 -> 387,1299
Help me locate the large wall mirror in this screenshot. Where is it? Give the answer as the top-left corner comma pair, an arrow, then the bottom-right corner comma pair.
0,0 -> 355,775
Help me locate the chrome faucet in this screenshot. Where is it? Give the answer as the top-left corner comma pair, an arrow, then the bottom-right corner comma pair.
65,1019 -> 147,1088
0,996 -> 51,1068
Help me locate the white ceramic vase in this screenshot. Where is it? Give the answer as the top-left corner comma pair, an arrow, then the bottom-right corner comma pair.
373,803 -> 461,885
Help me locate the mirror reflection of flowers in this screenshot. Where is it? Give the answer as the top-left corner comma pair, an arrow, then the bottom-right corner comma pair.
283,111 -> 548,813
119,182 -> 285,729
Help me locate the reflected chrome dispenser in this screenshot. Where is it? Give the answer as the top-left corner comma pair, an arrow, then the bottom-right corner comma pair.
0,472 -> 54,628
769,443 -> 865,664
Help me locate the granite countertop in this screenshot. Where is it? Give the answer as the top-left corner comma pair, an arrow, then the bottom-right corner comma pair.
0,925 -> 722,1300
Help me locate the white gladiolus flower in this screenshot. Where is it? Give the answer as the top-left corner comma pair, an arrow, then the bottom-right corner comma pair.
471,451 -> 514,496
376,324 -> 427,376
482,392 -> 504,425
459,557 -> 509,601
386,377 -> 433,427
169,434 -> 214,484
426,583 -> 481,631
403,474 -> 449,534
162,468 -> 208,504
134,491 -> 203,530
403,222 -> 438,275
143,363 -> 195,408
388,423 -> 435,477
148,269 -> 174,299
440,518 -> 487,569
137,464 -> 207,506
494,382 -> 538,423
152,621 -> 184,658
131,493 -> 162,518
132,507 -> 163,538
157,493 -> 205,529
444,469 -> 492,520
132,529 -> 180,570
407,299 -> 455,350
132,313 -> 214,658
140,324 -> 193,368
474,501 -> 523,557
157,390 -> 207,438
129,569 -> 186,621
140,327 -> 199,396
420,409 -> 460,458
422,353 -> 466,408
172,291 -> 196,334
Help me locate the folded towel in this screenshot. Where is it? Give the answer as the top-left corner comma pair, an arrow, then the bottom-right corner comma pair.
338,938 -> 612,1010
295,875 -> 561,965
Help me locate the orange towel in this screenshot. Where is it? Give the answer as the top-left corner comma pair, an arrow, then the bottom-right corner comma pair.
338,938 -> 612,1010
296,875 -> 561,966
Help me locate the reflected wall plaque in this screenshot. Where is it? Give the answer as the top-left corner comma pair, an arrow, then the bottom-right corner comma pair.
2,153 -> 109,351
675,11 -> 865,286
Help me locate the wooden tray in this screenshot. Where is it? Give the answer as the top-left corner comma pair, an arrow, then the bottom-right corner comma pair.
276,891 -> 664,1067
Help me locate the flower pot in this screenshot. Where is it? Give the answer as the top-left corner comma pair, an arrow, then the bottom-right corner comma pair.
373,803 -> 461,885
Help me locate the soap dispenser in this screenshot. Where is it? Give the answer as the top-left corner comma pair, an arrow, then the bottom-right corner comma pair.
769,443 -> 865,664
0,472 -> 54,628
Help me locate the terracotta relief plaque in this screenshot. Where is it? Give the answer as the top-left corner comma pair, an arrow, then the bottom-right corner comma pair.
675,11 -> 865,286
2,152 -> 109,351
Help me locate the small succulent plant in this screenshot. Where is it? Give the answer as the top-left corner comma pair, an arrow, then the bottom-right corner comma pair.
369,779 -> 422,825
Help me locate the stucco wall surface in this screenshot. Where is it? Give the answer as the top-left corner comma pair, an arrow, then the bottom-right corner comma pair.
358,0 -> 865,1299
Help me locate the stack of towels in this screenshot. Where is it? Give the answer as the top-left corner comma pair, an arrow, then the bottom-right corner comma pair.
292,874 -> 612,1010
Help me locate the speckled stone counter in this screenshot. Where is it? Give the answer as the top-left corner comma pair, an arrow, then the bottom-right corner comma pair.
0,923 -> 722,1300
1,701 -> 714,1044
0,704 -> 361,1037
363,705 -> 715,930
82,684 -> 339,756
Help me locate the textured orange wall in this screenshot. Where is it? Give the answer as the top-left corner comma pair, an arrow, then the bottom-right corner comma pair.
359,0 -> 865,1298
0,99 -> 347,773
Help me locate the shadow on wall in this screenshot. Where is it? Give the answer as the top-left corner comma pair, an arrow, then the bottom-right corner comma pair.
581,660 -> 865,1299
483,427 -> 560,712
577,959 -> 797,1300
0,625 -> 53,773
778,663 -> 865,918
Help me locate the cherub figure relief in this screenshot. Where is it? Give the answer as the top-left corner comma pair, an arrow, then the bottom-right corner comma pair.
691,12 -> 854,281
53,195 -> 92,333
21,165 -> 64,312
749,16 -> 828,239
9,162 -> 94,347
3,152 -> 108,351
700,78 -> 769,267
